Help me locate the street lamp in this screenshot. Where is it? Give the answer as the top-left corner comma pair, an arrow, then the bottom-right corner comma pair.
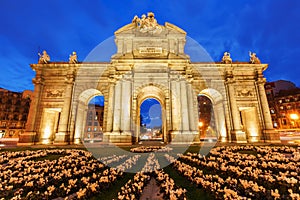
198,121 -> 203,128
198,121 -> 204,139
290,113 -> 299,128
290,113 -> 299,120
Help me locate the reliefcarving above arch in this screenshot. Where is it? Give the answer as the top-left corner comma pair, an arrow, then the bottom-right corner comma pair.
78,88 -> 104,105
198,88 -> 224,105
134,83 -> 169,101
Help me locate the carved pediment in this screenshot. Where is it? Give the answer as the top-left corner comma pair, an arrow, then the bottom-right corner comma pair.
165,22 -> 186,35
236,88 -> 254,97
113,12 -> 188,59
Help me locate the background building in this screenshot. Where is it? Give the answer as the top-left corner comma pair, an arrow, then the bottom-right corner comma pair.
84,104 -> 104,142
0,88 -> 32,138
265,80 -> 300,129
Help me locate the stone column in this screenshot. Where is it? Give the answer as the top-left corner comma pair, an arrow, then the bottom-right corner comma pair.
214,102 -> 227,142
121,79 -> 131,134
18,76 -> 43,145
132,97 -> 139,144
187,81 -> 199,143
106,82 -> 115,132
225,79 -> 246,142
255,77 -> 280,142
55,73 -> 74,144
187,82 -> 196,131
256,81 -> 273,130
170,79 -> 182,142
171,80 -> 179,131
180,80 -> 189,131
74,101 -> 85,144
112,81 -> 122,133
175,79 -> 182,130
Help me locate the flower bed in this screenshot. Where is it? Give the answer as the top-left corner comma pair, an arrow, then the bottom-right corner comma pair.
118,153 -> 186,200
1,145 -> 299,199
166,145 -> 300,199
0,149 -> 140,199
130,145 -> 173,153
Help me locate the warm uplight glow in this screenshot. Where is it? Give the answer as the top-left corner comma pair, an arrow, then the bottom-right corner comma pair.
290,113 -> 299,120
43,125 -> 51,139
198,121 -> 203,127
42,125 -> 52,144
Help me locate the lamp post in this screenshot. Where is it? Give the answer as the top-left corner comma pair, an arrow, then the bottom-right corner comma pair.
198,121 -> 204,139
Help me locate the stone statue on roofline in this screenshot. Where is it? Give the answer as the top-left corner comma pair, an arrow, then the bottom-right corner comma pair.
132,12 -> 162,34
221,52 -> 232,64
69,51 -> 78,63
38,50 -> 50,63
249,51 -> 261,64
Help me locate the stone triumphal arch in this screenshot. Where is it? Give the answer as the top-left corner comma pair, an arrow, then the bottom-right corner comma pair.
19,12 -> 280,145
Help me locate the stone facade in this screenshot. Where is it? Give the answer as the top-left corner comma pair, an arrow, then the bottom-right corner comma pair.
18,13 -> 280,145
84,104 -> 104,142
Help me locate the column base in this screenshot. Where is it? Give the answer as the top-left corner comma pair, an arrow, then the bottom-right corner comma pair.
230,130 -> 247,143
73,138 -> 82,144
17,131 -> 37,146
247,136 -> 261,143
53,132 -> 70,145
263,129 -> 281,143
218,137 -> 228,143
170,130 -> 198,144
103,131 -> 132,144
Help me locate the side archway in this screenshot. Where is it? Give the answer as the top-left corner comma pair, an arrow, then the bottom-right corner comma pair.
198,88 -> 227,142
74,89 -> 104,144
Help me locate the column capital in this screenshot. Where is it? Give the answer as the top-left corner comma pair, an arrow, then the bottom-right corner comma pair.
32,77 -> 44,85
186,78 -> 193,83
225,78 -> 235,85
109,77 -> 117,84
256,78 -> 266,85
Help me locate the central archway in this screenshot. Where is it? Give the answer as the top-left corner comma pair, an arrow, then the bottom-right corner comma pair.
135,85 -> 167,144
139,98 -> 162,141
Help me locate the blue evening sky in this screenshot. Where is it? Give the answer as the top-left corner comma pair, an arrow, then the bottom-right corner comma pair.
1,0 -> 300,91
140,98 -> 162,128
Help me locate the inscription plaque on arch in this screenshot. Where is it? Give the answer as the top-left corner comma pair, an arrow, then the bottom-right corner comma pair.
139,47 -> 162,54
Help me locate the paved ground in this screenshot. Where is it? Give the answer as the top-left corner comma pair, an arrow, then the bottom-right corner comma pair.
140,177 -> 164,200
1,138 -> 299,150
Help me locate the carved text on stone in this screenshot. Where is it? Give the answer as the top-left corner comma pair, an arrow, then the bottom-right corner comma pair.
46,89 -> 64,98
139,47 -> 162,54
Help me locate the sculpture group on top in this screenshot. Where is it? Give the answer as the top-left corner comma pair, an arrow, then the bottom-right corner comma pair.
132,12 -> 162,34
221,51 -> 261,64
38,50 -> 78,64
221,52 -> 232,64
38,50 -> 50,64
69,51 -> 78,63
249,51 -> 261,64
